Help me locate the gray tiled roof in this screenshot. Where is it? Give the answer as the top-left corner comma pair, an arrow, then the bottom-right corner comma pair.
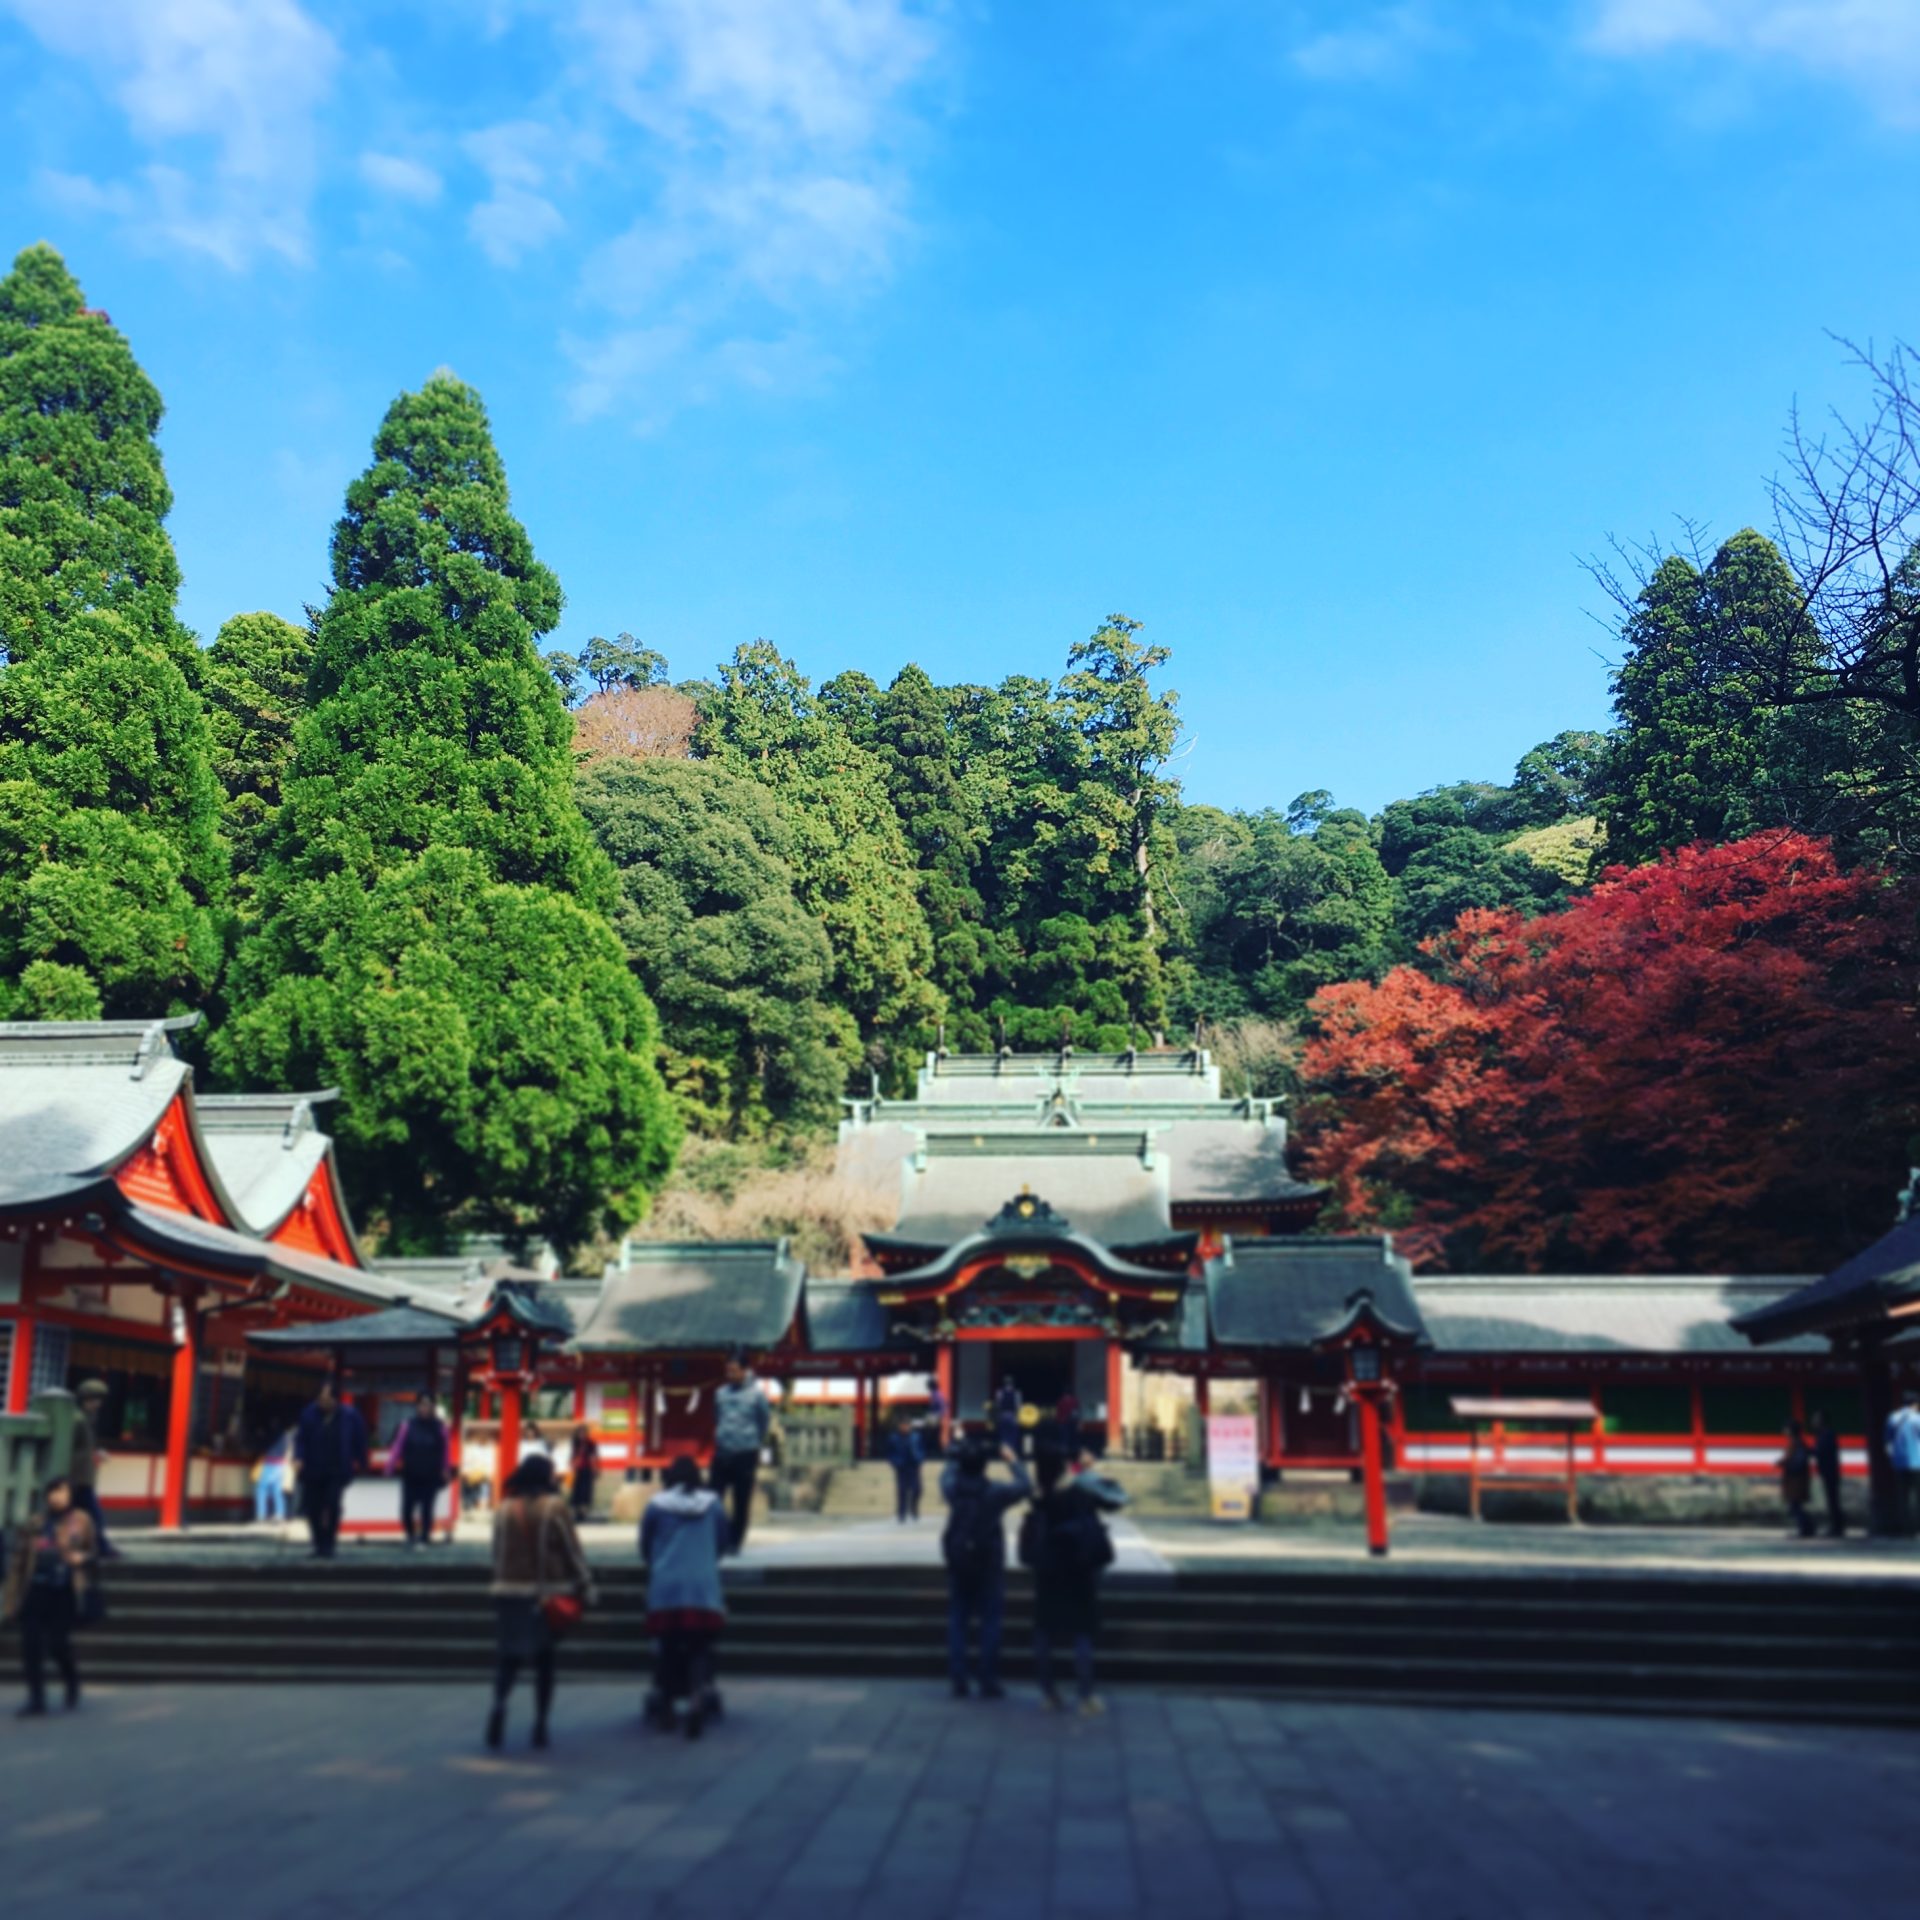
912,1049 -> 1223,1105
115,1202 -> 427,1308
1205,1236 -> 1428,1349
0,1017 -> 197,1189
249,1302 -> 468,1352
1159,1120 -> 1322,1209
1731,1224 -> 1920,1346
1419,1274 -> 1825,1355
195,1091 -> 341,1237
889,1139 -> 1172,1248
803,1284 -> 906,1355
571,1241 -> 804,1354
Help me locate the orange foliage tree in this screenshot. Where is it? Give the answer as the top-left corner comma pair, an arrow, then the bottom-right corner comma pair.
1300,834 -> 1920,1273
574,685 -> 698,763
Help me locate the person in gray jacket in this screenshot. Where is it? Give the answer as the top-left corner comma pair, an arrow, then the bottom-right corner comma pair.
710,1353 -> 771,1553
641,1456 -> 729,1738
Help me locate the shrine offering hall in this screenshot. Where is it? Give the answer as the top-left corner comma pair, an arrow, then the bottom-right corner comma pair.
1,1019 -> 1910,1530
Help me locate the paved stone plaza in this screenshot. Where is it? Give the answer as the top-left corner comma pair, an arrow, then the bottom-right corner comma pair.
3,1678 -> 1916,1920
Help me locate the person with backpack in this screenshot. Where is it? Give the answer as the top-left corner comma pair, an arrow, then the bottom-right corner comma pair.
388,1393 -> 451,1547
887,1412 -> 925,1523
1019,1445 -> 1114,1716
641,1455 -> 730,1738
940,1440 -> 1030,1699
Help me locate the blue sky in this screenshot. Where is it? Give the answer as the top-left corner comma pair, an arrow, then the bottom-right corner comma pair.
2,1 -> 1917,814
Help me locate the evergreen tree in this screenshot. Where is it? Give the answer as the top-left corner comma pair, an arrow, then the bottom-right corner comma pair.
0,244 -> 224,1020
1594,531 -> 1840,862
217,374 -> 677,1250
698,641 -> 941,1070
577,758 -> 854,1136
202,611 -> 313,893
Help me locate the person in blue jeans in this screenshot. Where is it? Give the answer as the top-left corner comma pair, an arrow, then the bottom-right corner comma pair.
255,1428 -> 293,1524
887,1413 -> 924,1523
940,1441 -> 1030,1699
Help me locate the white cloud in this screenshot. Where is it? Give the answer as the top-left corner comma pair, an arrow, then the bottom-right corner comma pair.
557,0 -> 943,421
2,0 -> 339,268
1587,0 -> 1920,122
360,151 -> 444,205
463,120 -> 575,267
1291,4 -> 1444,82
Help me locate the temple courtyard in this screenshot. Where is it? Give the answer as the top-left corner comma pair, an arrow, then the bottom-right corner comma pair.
3,1675 -> 1916,1920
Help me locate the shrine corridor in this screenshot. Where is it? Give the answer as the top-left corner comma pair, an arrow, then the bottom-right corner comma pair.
3,1679 -> 1914,1919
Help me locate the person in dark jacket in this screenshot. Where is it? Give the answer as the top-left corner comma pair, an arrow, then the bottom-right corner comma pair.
994,1378 -> 1023,1459
388,1394 -> 451,1548
940,1441 -> 1030,1699
1022,1446 -> 1113,1715
295,1381 -> 369,1560
1811,1411 -> 1846,1538
1779,1421 -> 1816,1539
887,1413 -> 924,1523
568,1424 -> 600,1522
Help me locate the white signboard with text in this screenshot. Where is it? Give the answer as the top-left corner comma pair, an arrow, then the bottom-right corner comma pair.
1206,1413 -> 1260,1521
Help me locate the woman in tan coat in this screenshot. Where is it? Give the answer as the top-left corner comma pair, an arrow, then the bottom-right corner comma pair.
487,1453 -> 592,1751
3,1475 -> 99,1716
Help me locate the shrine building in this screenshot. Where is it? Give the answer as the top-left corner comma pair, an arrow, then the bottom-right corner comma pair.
1,1020 -> 1907,1525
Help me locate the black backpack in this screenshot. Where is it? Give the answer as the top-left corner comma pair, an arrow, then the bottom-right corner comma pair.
1020,1494 -> 1112,1577
944,1482 -> 1000,1581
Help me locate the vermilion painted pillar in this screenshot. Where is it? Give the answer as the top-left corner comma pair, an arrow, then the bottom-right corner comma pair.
1358,1390 -> 1390,1558
5,1314 -> 34,1414
935,1346 -> 954,1452
160,1300 -> 199,1531
1195,1375 -> 1211,1419
1106,1341 -> 1125,1456
496,1380 -> 522,1503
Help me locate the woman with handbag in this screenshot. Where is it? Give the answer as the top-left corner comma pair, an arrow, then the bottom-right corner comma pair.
3,1474 -> 99,1716
486,1453 -> 592,1751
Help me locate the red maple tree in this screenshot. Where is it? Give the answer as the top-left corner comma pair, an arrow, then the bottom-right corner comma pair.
1300,834 -> 1920,1273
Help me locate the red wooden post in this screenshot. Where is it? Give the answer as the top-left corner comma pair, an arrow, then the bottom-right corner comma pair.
160,1298 -> 199,1531
853,1373 -> 869,1462
935,1345 -> 954,1452
5,1313 -> 34,1414
1106,1340 -> 1125,1456
1195,1374 -> 1211,1419
1358,1390 -> 1389,1557
496,1379 -> 522,1504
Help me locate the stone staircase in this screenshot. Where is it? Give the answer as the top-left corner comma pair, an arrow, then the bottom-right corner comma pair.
819,1462 -> 910,1519
65,1559 -> 1920,1726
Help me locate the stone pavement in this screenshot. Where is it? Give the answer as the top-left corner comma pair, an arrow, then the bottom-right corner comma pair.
3,1679 -> 1916,1920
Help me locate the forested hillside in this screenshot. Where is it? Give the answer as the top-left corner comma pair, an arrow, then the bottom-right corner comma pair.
3,241 -> 1917,1271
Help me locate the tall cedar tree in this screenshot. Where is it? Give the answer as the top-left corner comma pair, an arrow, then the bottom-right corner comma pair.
577,758 -> 854,1137
1300,834 -> 1920,1274
1594,531 -> 1844,862
696,641 -> 941,1072
217,375 -> 677,1250
0,244 -> 224,1020
202,610 -> 312,895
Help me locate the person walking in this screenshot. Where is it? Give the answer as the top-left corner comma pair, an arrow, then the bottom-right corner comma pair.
1885,1391 -> 1920,1533
388,1393 -> 451,1548
68,1380 -> 117,1558
3,1475 -> 98,1716
568,1424 -> 601,1523
1811,1410 -> 1846,1538
940,1440 -> 1030,1700
1779,1421 -> 1817,1539
711,1353 -> 771,1553
887,1413 -> 925,1524
641,1456 -> 729,1738
1020,1445 -> 1114,1715
487,1455 -> 592,1751
254,1426 -> 294,1525
924,1374 -> 948,1454
1054,1393 -> 1082,1463
295,1379 -> 369,1561
994,1377 -> 1023,1460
